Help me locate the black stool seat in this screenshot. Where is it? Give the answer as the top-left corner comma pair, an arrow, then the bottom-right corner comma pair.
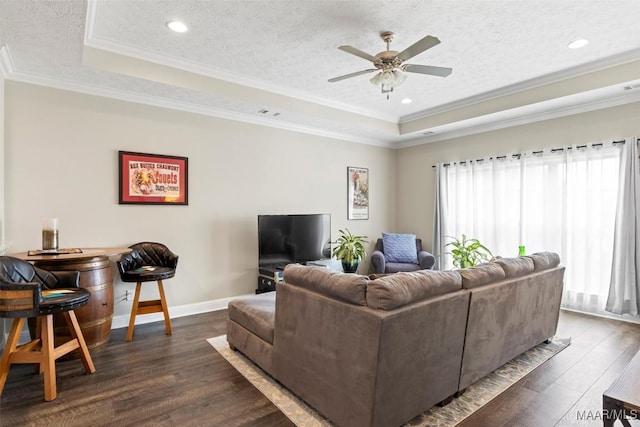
38,288 -> 90,315
117,242 -> 179,341
120,266 -> 175,283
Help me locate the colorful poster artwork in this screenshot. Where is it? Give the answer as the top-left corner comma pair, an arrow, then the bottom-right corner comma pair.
348,167 -> 369,220
119,151 -> 188,205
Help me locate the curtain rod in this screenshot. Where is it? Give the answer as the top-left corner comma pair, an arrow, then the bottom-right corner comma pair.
431,139 -> 629,168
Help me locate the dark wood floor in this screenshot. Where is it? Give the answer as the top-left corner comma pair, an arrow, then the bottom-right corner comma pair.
1,309 -> 639,427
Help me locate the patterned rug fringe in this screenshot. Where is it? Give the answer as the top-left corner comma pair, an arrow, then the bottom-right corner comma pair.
207,336 -> 570,427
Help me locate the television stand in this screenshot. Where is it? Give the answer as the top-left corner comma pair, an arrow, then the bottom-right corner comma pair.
306,258 -> 344,272
255,260 -> 345,294
256,265 -> 284,294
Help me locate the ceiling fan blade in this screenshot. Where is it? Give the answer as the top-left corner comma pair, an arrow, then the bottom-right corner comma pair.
396,35 -> 441,62
328,69 -> 378,83
338,45 -> 381,64
403,64 -> 452,77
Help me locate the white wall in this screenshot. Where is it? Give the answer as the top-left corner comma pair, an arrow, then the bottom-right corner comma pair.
4,81 -> 396,319
396,101 -> 640,251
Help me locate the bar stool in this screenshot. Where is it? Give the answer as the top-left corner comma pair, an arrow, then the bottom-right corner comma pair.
0,258 -> 96,401
116,242 -> 178,341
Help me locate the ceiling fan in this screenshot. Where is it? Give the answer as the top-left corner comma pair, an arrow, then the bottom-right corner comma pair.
328,31 -> 452,98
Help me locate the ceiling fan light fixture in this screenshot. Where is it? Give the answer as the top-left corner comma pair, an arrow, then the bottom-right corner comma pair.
392,70 -> 407,87
329,31 -> 451,99
380,70 -> 395,85
370,69 -> 407,91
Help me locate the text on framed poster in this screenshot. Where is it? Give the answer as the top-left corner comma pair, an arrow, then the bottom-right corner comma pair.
119,151 -> 188,205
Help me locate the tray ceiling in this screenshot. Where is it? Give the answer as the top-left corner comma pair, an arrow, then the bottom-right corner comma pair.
2,0 -> 640,147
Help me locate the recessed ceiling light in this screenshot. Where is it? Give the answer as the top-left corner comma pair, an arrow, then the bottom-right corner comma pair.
401,98 -> 413,104
166,20 -> 188,33
568,39 -> 589,49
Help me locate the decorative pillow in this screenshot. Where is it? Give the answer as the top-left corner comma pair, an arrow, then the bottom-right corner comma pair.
527,252 -> 561,271
367,270 -> 462,310
382,233 -> 418,264
283,264 -> 368,306
494,257 -> 534,278
459,263 -> 506,289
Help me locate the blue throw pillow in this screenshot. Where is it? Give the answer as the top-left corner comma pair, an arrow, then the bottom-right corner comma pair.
382,233 -> 418,264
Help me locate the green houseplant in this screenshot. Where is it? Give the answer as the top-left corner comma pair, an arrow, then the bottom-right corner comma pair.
445,234 -> 492,269
332,229 -> 368,273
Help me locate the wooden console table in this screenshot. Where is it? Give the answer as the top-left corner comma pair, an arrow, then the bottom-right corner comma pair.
11,247 -> 131,352
603,349 -> 640,426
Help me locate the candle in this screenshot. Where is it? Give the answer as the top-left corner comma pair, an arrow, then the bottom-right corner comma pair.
42,218 -> 59,251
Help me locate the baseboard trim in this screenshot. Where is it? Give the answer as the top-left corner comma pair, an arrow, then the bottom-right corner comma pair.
110,293 -> 254,330
18,293 -> 254,343
560,307 -> 640,325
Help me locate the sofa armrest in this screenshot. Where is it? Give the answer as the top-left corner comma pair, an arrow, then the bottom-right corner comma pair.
371,250 -> 385,273
418,251 -> 436,270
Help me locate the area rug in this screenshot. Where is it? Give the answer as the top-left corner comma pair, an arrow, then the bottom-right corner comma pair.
207,335 -> 570,427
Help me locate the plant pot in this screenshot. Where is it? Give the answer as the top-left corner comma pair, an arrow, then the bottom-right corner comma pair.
341,259 -> 360,273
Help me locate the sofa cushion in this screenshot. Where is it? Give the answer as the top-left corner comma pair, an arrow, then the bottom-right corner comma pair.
368,273 -> 393,280
494,257 -> 534,278
527,252 -> 561,271
459,263 -> 506,289
382,233 -> 418,264
367,269 -> 462,310
227,292 -> 276,344
283,264 -> 368,306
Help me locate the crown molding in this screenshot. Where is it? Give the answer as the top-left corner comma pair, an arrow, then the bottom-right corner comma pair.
400,47 -> 640,124
394,86 -> 640,149
6,70 -> 393,148
7,66 -> 638,151
0,45 -> 14,78
82,13 -> 397,125
84,0 -> 99,46
83,0 -> 392,121
84,37 -> 398,124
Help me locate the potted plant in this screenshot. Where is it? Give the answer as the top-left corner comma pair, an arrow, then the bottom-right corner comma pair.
445,234 -> 492,269
332,229 -> 368,273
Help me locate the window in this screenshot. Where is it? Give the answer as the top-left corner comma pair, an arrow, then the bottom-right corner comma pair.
436,143 -> 621,314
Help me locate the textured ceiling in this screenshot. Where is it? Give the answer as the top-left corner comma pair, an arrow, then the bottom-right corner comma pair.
2,0 -> 640,146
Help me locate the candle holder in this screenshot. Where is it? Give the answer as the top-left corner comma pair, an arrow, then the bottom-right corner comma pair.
42,218 -> 59,251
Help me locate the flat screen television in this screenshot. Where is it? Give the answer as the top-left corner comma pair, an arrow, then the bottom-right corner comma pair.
258,213 -> 331,268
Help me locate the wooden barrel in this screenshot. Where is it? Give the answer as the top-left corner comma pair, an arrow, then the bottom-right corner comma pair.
35,256 -> 114,352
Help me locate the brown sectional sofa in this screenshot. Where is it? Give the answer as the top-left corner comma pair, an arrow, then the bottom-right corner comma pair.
226,252 -> 564,427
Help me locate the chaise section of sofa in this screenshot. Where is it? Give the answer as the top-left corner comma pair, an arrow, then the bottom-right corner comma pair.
272,265 -> 470,427
227,292 -> 276,375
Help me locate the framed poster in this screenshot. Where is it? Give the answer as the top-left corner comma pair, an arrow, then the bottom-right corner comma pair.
347,166 -> 369,220
119,151 -> 188,205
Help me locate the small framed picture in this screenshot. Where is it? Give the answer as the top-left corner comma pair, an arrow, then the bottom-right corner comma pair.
347,167 -> 369,220
119,151 -> 188,205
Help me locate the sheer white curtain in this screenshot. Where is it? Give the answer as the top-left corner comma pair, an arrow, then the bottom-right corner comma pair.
435,157 -> 522,269
434,142 -> 622,314
558,145 -> 620,312
607,138 -> 640,315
